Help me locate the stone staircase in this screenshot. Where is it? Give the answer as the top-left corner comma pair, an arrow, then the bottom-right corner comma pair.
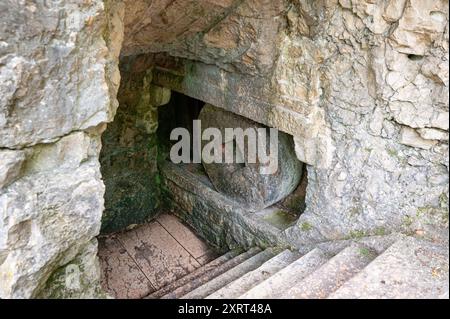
145,234 -> 449,299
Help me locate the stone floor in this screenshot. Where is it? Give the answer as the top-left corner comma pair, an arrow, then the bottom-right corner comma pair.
97,214 -> 218,299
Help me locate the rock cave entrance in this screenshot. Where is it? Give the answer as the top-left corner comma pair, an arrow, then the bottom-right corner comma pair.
98,80 -> 309,297
99,56 -> 309,248
96,49 -> 311,298
158,91 -> 310,248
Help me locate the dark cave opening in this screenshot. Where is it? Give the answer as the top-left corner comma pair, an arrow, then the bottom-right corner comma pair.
157,91 -> 205,161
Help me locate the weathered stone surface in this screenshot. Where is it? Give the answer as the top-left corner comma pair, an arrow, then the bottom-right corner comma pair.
122,0 -> 284,76
99,60 -> 169,233
98,236 -> 154,299
0,0 -> 124,298
36,239 -> 106,299
157,214 -> 210,260
199,104 -> 302,212
0,132 -> 105,298
0,0 -> 122,149
283,244 -> 376,299
161,162 -> 292,249
417,128 -> 449,142
151,58 -> 334,169
388,0 -> 448,56
0,150 -> 25,189
182,248 -> 277,299
161,248 -> 261,299
148,250 -> 240,299
240,248 -> 330,299
399,126 -> 439,150
119,221 -> 201,290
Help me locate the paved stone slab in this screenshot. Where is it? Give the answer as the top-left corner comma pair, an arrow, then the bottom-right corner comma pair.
182,248 -> 277,299
329,237 -> 449,299
240,248 -> 330,299
98,236 -> 154,299
118,222 -> 200,289
207,249 -> 300,299
282,244 -> 377,299
157,214 -> 210,259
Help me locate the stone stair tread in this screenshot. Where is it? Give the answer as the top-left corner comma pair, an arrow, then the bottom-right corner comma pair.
314,233 -> 405,256
328,236 -> 449,299
239,248 -> 331,299
181,248 -> 278,299
206,249 -> 300,299
161,247 -> 261,299
146,249 -> 241,299
282,243 -> 377,299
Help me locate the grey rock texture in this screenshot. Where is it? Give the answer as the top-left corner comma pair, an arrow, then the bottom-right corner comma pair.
99,59 -> 170,233
0,132 -> 107,298
199,104 -> 302,212
161,248 -> 262,299
161,162 -> 288,250
0,0 -> 122,149
147,250 -> 241,299
0,1 -> 124,298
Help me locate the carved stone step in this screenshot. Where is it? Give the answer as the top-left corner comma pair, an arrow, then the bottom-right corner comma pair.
282,243 -> 377,299
206,249 -> 300,299
161,247 -> 261,299
181,248 -> 278,299
239,248 -> 331,299
146,249 -> 241,299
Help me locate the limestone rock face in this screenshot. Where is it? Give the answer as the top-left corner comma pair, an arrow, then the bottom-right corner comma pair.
0,132 -> 105,298
0,1 -> 124,298
289,0 -> 449,243
199,104 -> 302,212
0,0 -> 122,149
122,0 -> 283,75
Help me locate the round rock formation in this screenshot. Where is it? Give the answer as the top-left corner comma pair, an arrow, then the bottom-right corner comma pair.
199,104 -> 302,212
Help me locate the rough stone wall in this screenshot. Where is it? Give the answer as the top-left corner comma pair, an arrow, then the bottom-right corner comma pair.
288,0 -> 449,244
100,56 -> 170,233
0,0 -> 124,298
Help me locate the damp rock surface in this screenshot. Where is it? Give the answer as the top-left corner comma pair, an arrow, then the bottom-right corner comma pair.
199,104 -> 303,212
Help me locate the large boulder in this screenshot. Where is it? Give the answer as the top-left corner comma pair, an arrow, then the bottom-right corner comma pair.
199,104 -> 302,212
